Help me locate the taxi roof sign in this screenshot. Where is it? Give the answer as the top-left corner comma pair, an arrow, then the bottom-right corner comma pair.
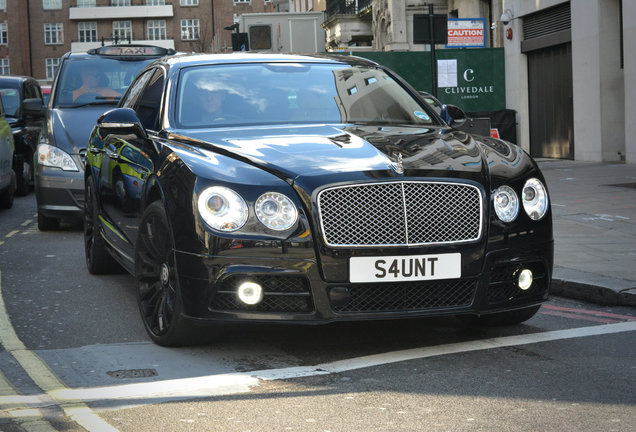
88,45 -> 175,57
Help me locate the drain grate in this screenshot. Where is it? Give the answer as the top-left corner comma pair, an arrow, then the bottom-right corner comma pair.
605,183 -> 636,190
107,369 -> 158,379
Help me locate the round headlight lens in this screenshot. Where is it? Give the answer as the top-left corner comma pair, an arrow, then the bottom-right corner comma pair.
493,185 -> 519,222
522,178 -> 549,220
197,186 -> 248,232
255,192 -> 298,231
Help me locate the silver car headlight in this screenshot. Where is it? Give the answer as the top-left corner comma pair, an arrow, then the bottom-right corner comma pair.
522,178 -> 549,220
255,192 -> 298,231
198,186 -> 248,232
37,144 -> 79,171
493,185 -> 519,222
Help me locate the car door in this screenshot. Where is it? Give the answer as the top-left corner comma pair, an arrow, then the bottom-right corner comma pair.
98,68 -> 165,256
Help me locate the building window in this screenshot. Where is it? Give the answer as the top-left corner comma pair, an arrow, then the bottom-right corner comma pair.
113,21 -> 132,41
0,58 -> 9,75
46,58 -> 60,80
146,0 -> 165,5
78,22 -> 97,42
111,0 -> 131,6
0,1 -> 6,11
0,22 -> 7,45
180,0 -> 199,6
77,0 -> 96,6
44,23 -> 64,45
147,20 -> 166,40
43,0 -> 62,9
180,19 -> 199,40
234,0 -> 251,4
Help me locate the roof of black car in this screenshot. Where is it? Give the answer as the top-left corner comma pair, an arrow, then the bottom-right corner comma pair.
159,52 -> 378,68
0,75 -> 38,85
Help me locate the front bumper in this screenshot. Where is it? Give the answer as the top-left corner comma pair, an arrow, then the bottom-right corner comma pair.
34,164 -> 85,219
174,240 -> 554,323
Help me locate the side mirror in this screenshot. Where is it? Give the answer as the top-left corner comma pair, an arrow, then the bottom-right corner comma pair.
445,104 -> 468,127
97,107 -> 147,139
23,98 -> 46,118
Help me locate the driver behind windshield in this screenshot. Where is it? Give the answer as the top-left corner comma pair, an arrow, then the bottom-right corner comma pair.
73,64 -> 120,102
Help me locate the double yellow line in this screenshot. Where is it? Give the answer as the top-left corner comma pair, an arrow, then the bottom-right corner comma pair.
0,269 -> 119,431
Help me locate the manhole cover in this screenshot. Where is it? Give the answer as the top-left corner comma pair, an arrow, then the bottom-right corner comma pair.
107,369 -> 158,379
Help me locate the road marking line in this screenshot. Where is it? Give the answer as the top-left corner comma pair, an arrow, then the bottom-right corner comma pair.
540,309 -> 619,324
542,304 -> 636,321
51,321 -> 636,405
21,219 -> 33,227
5,230 -> 19,238
0,370 -> 57,432
0,271 -> 120,432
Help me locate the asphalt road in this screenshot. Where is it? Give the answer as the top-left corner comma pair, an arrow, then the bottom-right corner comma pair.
1,193 -> 635,432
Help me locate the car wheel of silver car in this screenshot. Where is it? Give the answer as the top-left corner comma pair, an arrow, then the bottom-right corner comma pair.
135,201 -> 199,347
84,176 -> 121,274
459,305 -> 541,327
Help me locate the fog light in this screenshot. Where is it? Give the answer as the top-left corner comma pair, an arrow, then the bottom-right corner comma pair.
518,269 -> 533,290
237,282 -> 263,305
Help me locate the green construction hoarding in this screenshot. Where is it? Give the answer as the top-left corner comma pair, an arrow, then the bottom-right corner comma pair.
352,48 -> 505,112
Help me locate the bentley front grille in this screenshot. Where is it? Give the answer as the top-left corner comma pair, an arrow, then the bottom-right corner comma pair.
317,181 -> 483,247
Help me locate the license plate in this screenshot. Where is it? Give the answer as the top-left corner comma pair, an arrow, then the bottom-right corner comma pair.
349,253 -> 461,283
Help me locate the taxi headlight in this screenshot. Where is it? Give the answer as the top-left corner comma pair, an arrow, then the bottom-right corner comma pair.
255,192 -> 298,231
37,144 -> 79,171
198,186 -> 248,232
493,185 -> 519,222
522,178 -> 549,220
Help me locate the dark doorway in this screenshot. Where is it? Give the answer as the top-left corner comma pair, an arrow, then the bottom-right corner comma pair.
527,42 -> 574,159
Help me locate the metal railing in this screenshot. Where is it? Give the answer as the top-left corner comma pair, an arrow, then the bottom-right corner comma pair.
325,0 -> 372,20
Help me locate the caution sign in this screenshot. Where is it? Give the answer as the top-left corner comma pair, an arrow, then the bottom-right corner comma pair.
446,19 -> 486,48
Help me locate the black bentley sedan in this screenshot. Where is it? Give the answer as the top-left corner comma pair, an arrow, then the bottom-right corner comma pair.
84,53 -> 553,346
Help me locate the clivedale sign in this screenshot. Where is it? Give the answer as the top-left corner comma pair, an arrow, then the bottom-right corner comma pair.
444,68 -> 495,97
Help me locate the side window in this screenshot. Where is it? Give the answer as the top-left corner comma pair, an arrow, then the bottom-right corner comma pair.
135,69 -> 165,132
120,69 -> 153,109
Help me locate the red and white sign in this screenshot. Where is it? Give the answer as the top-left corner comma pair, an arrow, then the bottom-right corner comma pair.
447,19 -> 486,48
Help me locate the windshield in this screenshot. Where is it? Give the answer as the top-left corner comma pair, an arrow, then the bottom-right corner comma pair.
175,63 -> 436,128
53,56 -> 155,108
0,88 -> 20,117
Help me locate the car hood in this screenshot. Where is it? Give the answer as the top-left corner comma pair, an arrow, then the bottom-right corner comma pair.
174,124 -> 529,189
48,105 -> 116,153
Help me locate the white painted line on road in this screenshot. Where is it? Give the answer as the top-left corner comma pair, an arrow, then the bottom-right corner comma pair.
0,271 -> 120,432
52,321 -> 636,406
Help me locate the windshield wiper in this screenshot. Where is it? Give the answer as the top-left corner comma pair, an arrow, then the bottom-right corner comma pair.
57,99 -> 120,109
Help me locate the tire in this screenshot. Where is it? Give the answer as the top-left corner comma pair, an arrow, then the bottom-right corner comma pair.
84,177 -> 121,274
458,305 -> 541,327
37,212 -> 60,230
0,170 -> 16,209
135,201 -> 201,346
15,158 -> 32,196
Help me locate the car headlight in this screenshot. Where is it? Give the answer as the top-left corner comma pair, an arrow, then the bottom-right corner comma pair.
198,186 -> 248,232
255,192 -> 298,231
493,185 -> 519,222
522,178 -> 549,220
37,144 -> 79,171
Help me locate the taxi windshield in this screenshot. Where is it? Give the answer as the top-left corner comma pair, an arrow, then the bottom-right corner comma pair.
53,56 -> 154,108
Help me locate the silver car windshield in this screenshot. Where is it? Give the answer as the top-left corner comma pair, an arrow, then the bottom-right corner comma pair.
53,57 -> 154,108
175,63 -> 436,128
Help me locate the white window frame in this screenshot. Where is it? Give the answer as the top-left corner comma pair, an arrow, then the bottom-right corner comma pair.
180,0 -> 199,6
180,19 -> 200,40
112,20 -> 132,41
43,0 -> 62,9
0,58 -> 9,75
111,0 -> 131,6
45,58 -> 60,81
147,20 -> 166,40
76,0 -> 96,6
0,1 -> 6,11
146,0 -> 165,5
78,22 -> 98,43
234,0 -> 251,4
0,22 -> 7,45
44,23 -> 64,45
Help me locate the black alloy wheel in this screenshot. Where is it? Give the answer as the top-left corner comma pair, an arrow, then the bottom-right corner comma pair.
15,158 -> 31,196
135,201 -> 197,346
84,176 -> 120,274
